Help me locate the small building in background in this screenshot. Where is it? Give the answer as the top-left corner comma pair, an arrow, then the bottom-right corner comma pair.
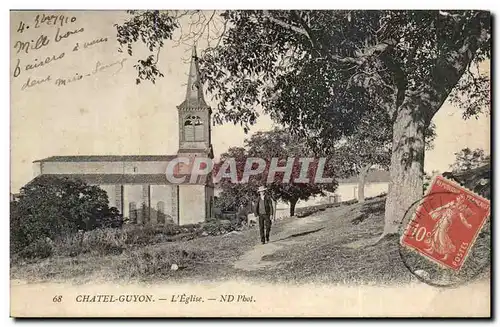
273,169 -> 390,219
333,169 -> 390,203
213,170 -> 391,220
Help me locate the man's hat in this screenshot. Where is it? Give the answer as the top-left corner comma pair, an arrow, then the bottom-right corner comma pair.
257,186 -> 267,192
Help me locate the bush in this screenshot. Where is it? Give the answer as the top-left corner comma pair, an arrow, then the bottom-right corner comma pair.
10,176 -> 123,255
10,201 -> 26,254
96,207 -> 123,229
199,220 -> 239,236
15,238 -> 53,260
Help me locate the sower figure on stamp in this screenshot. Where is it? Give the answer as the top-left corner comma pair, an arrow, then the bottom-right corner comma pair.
255,186 -> 274,244
425,194 -> 473,260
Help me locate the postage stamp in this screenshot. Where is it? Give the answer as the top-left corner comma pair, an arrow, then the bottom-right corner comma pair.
400,175 -> 491,272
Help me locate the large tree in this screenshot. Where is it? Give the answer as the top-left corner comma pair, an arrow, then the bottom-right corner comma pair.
116,10 -> 490,236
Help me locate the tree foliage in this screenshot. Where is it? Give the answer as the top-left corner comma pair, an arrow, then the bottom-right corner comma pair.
423,169 -> 441,192
214,128 -> 339,216
450,147 -> 490,173
116,10 -> 489,133
11,176 -> 123,253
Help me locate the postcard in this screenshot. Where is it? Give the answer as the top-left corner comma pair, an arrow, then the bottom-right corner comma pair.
10,9 -> 491,317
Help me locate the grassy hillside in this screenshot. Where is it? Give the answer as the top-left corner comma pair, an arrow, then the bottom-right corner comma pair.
10,196 -> 490,286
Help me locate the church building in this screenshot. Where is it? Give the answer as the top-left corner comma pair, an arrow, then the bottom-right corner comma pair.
31,47 -> 215,226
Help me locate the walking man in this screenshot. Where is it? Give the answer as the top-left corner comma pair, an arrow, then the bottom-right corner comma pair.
255,186 -> 274,244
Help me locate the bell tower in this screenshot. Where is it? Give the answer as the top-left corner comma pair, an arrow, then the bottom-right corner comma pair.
176,46 -> 215,225
177,46 -> 213,159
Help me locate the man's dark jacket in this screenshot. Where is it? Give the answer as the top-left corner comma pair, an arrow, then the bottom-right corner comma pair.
254,195 -> 273,216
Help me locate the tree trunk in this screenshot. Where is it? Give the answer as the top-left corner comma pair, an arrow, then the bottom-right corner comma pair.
357,164 -> 372,203
382,104 -> 426,236
380,35 -> 485,237
289,198 -> 298,217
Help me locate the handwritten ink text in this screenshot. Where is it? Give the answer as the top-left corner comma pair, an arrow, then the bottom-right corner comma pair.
55,27 -> 85,43
13,34 -> 50,54
34,14 -> 77,29
13,52 -> 66,78
21,75 -> 52,90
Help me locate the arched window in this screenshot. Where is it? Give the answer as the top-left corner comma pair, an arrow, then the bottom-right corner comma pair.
157,201 -> 165,224
129,202 -> 137,224
184,115 -> 204,141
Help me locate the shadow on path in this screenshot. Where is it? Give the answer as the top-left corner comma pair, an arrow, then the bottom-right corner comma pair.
271,227 -> 325,243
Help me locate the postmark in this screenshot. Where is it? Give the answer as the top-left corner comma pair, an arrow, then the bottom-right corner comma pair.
398,175 -> 491,287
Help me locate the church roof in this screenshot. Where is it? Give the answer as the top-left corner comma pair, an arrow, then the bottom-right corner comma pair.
177,46 -> 210,110
177,148 -> 211,154
33,155 -> 177,163
31,173 -> 208,185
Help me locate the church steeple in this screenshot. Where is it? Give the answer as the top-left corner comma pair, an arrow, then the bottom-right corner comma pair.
177,46 -> 209,110
177,45 -> 213,159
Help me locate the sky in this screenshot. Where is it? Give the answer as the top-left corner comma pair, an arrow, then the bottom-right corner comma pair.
9,10 -> 490,193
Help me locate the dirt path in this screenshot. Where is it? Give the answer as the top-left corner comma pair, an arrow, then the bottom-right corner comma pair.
233,242 -> 285,271
233,210 -> 344,271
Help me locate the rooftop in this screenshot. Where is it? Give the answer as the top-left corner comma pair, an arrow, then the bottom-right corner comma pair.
33,155 -> 177,163
29,173 -> 209,185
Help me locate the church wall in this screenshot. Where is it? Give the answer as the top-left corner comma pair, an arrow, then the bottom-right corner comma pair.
171,185 -> 179,224
206,186 -> 214,219
178,141 -> 207,151
45,180 -> 179,225
123,162 -> 169,174
99,185 -> 117,209
114,185 -> 124,213
150,185 -> 177,224
141,184 -> 151,224
123,185 -> 144,223
40,161 -> 169,175
178,184 -> 206,225
41,162 -> 125,174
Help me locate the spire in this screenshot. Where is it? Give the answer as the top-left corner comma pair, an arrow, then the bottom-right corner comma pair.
178,45 -> 209,110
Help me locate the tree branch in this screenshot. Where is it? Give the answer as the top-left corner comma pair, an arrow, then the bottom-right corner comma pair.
291,11 -> 319,49
263,10 -> 396,66
262,10 -> 310,38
